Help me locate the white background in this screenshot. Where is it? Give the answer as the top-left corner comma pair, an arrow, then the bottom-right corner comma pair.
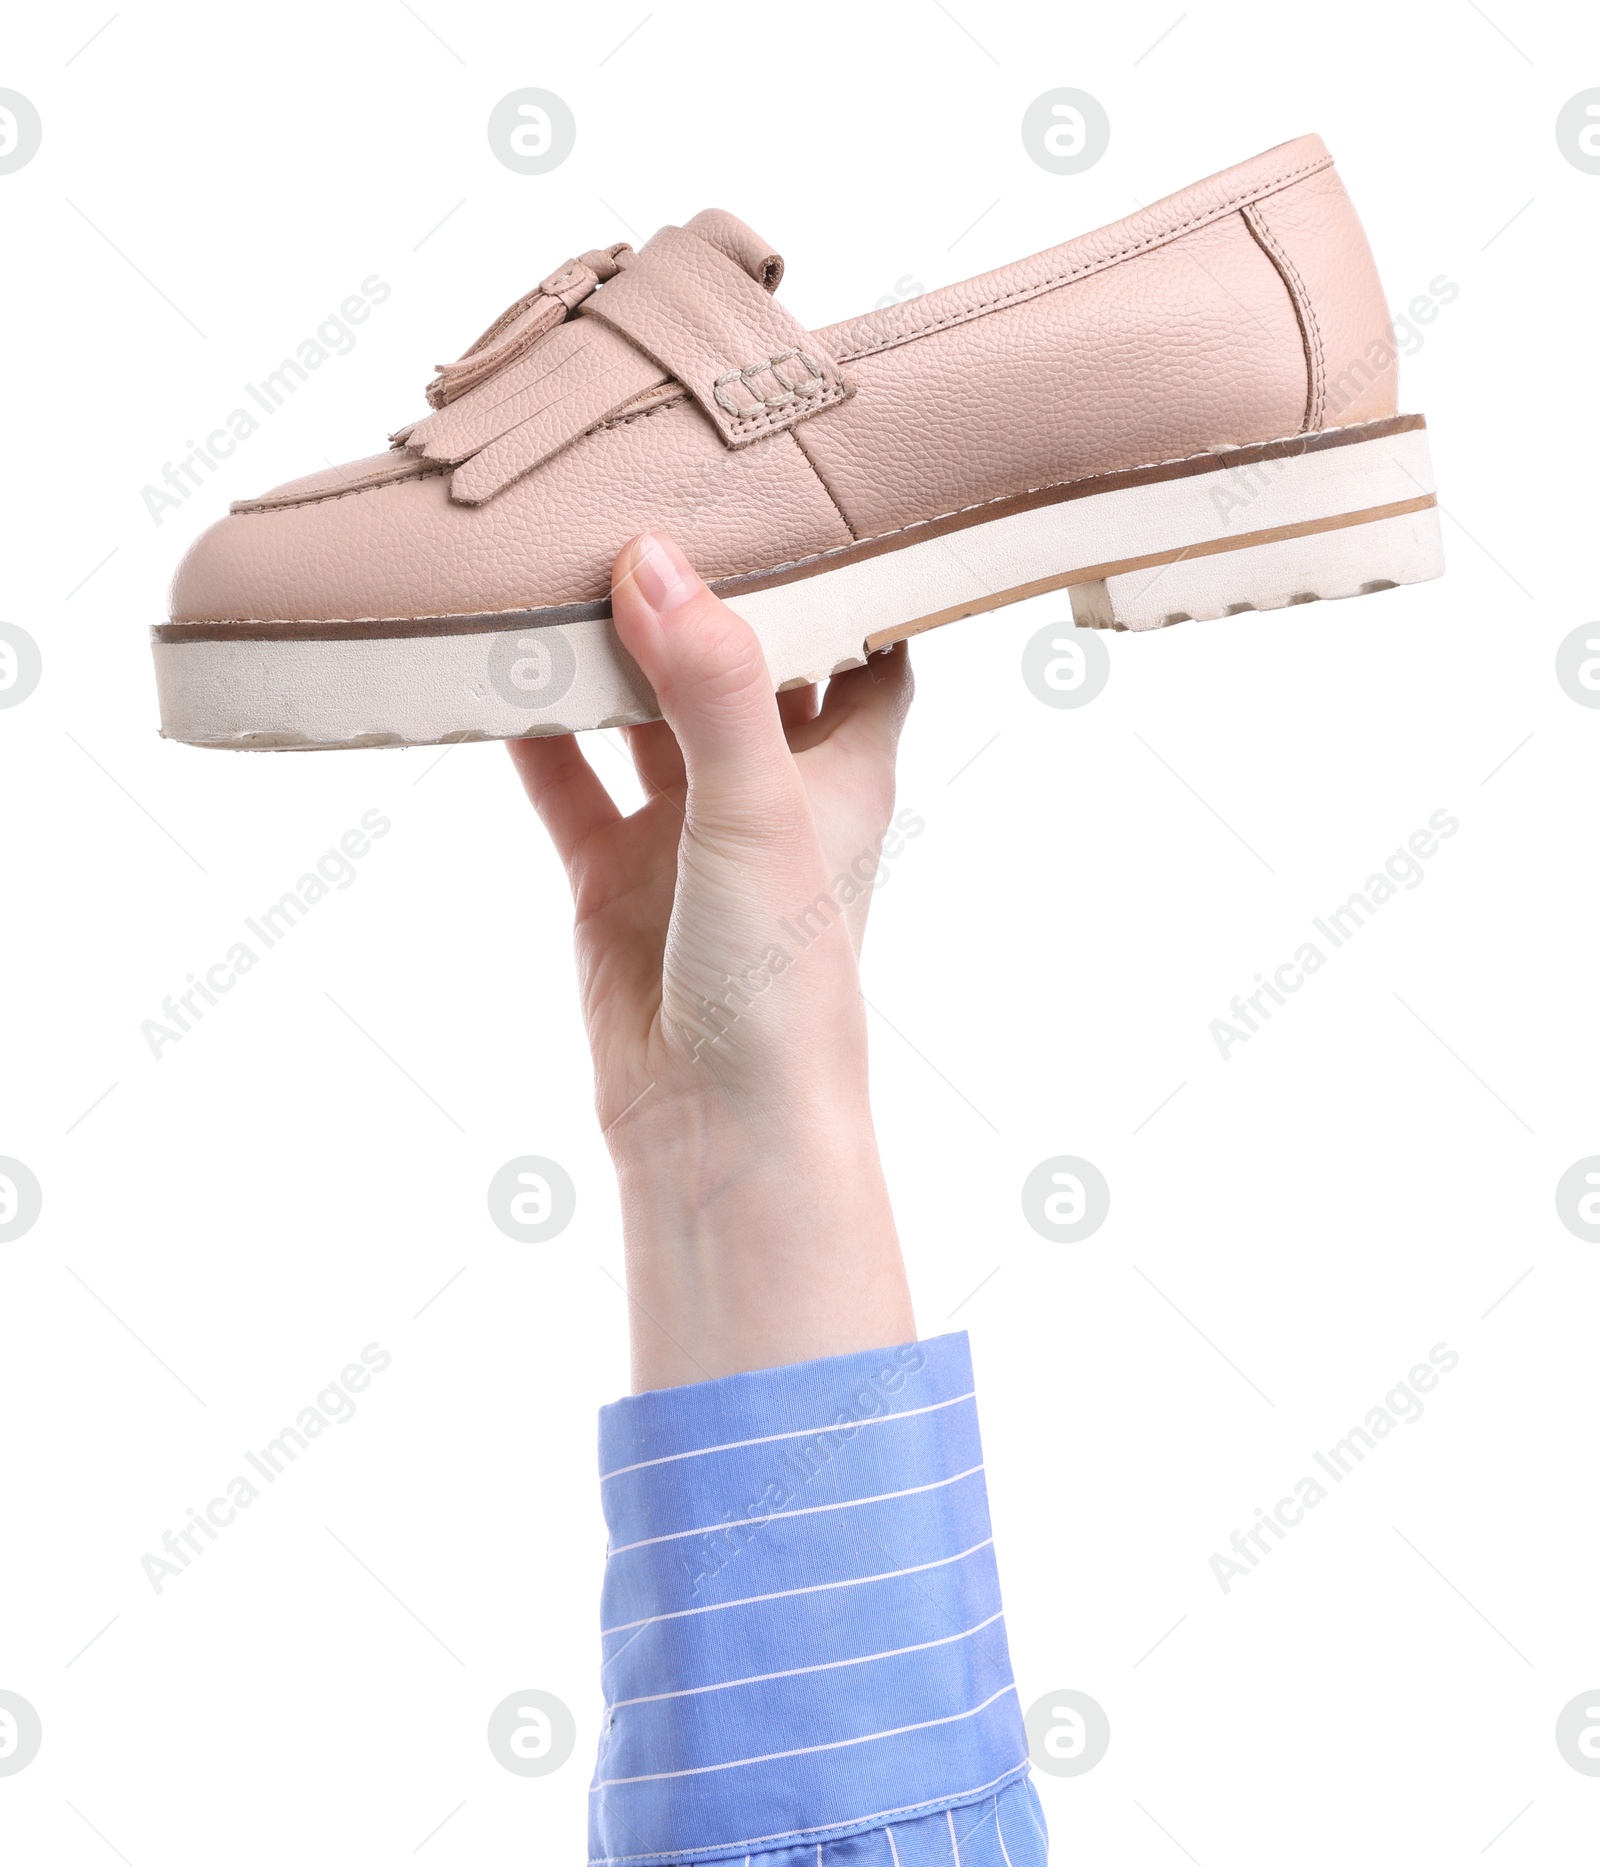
2,1 -> 1596,1861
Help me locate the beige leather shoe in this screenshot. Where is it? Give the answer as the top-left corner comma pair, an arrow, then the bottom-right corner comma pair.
155,133 -> 1442,751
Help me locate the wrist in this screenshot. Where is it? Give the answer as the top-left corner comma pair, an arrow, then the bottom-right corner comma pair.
608,1063 -> 867,1160
610,1084 -> 885,1242
606,1089 -> 914,1390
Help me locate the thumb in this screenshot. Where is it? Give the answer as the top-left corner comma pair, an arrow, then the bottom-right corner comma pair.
610,531 -> 802,820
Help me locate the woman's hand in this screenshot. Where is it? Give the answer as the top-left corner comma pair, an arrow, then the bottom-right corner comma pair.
509,531 -> 917,1390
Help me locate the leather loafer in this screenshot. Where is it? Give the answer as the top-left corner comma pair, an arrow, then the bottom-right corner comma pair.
154,133 -> 1442,751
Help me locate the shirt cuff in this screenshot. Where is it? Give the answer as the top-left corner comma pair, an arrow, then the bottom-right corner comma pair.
589,1331 -> 1045,1867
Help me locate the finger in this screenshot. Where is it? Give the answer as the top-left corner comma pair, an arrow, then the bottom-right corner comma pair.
506,733 -> 621,878
777,682 -> 819,734
610,531 -> 806,825
797,643 -> 914,759
621,717 -> 687,803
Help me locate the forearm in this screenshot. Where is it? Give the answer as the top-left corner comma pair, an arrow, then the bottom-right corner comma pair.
610,1089 -> 915,1391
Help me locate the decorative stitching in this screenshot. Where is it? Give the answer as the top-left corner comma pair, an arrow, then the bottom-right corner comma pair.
713,348 -> 829,418
595,389 -> 689,434
1241,200 -> 1325,431
592,375 -> 845,444
718,378 -> 849,439
229,459 -> 445,515
830,155 -> 1334,363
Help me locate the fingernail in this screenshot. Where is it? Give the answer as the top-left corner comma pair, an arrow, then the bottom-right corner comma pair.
630,533 -> 697,613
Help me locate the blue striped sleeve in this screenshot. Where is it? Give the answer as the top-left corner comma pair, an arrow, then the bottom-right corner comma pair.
589,1331 -> 1046,1867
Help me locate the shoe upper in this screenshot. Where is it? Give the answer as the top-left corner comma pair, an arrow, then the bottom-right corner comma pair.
168,133 -> 1398,627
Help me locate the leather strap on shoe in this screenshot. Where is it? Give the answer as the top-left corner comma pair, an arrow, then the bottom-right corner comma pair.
581,222 -> 853,448
394,211 -> 852,503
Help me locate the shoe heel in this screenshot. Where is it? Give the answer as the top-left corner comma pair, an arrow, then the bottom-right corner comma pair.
1069,500 -> 1444,632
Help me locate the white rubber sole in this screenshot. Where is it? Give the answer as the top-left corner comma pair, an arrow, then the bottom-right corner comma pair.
153,416 -> 1442,751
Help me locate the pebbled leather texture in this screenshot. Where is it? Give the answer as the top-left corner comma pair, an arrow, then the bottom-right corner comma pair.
793,214 -> 1308,536
170,133 -> 1401,626
173,400 -> 856,624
